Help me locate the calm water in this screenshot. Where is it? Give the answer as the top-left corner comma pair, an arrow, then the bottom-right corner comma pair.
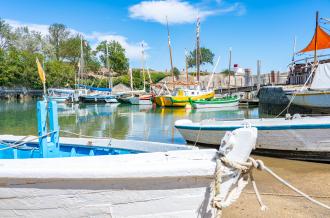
0,99 -> 259,144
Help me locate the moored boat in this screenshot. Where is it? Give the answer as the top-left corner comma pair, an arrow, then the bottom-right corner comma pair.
155,88 -> 214,107
47,88 -> 74,103
175,115 -> 330,162
286,12 -> 330,109
0,100 -> 258,217
191,95 -> 239,109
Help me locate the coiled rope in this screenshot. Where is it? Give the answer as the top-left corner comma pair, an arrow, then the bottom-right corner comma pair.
212,155 -> 330,217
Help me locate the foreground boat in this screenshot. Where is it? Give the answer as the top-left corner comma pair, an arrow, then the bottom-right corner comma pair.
191,96 -> 240,109
0,100 -> 258,217
175,115 -> 330,162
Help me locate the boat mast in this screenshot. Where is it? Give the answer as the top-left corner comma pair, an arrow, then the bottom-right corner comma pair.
141,43 -> 146,92
79,35 -> 84,86
166,17 -> 175,89
106,42 -> 112,90
292,36 -> 297,62
129,68 -> 133,94
196,17 -> 201,84
314,11 -> 319,65
185,49 -> 189,86
228,47 -> 232,92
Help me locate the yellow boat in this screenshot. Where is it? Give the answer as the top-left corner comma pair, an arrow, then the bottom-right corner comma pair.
155,88 -> 215,107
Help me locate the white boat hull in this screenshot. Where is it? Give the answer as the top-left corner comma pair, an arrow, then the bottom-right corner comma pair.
0,150 -> 216,217
193,101 -> 239,109
175,117 -> 330,161
287,91 -> 330,108
0,127 -> 257,217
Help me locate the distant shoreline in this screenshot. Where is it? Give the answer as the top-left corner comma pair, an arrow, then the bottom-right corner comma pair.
0,87 -> 43,100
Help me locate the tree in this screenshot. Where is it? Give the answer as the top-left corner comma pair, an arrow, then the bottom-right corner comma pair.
13,27 -> 43,53
173,67 -> 180,79
95,40 -> 129,75
48,23 -> 70,60
0,19 -> 14,50
187,47 -> 214,69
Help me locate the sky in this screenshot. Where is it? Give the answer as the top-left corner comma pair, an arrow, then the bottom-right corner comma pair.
0,0 -> 330,74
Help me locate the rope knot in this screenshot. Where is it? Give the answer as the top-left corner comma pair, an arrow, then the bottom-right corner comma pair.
249,158 -> 264,170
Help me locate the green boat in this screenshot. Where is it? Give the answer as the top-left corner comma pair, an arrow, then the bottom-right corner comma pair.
190,96 -> 239,109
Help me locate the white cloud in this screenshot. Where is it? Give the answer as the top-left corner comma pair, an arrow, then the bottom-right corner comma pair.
4,19 -> 146,60
86,32 -> 147,60
128,0 -> 245,24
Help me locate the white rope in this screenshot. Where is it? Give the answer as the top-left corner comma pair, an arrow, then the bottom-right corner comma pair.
60,130 -> 111,139
262,163 -> 330,210
212,155 -> 330,217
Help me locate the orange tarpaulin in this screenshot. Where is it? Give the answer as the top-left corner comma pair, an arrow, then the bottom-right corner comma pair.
300,25 -> 330,53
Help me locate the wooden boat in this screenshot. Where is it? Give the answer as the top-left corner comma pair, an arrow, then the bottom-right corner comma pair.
0,100 -> 258,217
286,12 -> 330,109
191,96 -> 239,109
117,94 -> 152,105
155,88 -> 214,107
175,115 -> 330,162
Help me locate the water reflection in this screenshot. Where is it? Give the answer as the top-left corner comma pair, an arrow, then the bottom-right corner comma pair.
0,100 -> 259,144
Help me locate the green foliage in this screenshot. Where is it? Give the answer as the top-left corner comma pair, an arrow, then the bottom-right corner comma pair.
0,19 -> 14,50
187,47 -> 214,68
44,60 -> 75,87
95,40 -> 129,75
220,69 -> 235,76
173,67 -> 180,79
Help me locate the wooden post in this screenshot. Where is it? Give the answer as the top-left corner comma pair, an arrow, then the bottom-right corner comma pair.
37,100 -> 48,158
257,60 -> 261,91
48,101 -> 60,157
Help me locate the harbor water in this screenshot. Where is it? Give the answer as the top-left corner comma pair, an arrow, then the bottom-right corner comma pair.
0,100 -> 329,216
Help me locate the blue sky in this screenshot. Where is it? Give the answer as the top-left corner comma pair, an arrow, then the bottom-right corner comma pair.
1,0 -> 330,74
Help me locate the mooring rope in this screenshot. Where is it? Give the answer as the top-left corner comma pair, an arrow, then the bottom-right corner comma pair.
60,130 -> 112,139
275,63 -> 318,118
0,131 -> 57,151
212,155 -> 330,217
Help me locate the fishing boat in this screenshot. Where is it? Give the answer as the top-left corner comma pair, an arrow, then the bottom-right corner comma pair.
155,18 -> 216,107
0,99 -> 258,217
175,114 -> 330,162
47,88 -> 74,103
190,95 -> 240,109
286,12 -> 330,109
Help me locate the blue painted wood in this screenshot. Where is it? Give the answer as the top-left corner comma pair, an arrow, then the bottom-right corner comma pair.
48,101 -> 60,157
37,100 -> 48,157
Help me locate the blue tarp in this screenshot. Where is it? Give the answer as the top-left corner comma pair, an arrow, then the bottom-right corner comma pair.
77,84 -> 112,92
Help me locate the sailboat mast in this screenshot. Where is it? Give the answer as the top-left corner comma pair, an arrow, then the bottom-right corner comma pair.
292,36 -> 297,62
166,17 -> 175,88
129,68 -> 133,92
79,35 -> 84,85
106,42 -> 112,90
185,49 -> 188,86
141,43 -> 146,92
228,47 -> 232,91
196,17 -> 201,83
314,11 -> 319,65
